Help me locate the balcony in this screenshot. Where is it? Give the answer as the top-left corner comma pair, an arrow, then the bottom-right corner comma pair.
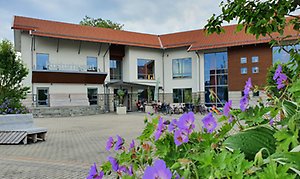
32,63 -> 107,84
34,63 -> 101,73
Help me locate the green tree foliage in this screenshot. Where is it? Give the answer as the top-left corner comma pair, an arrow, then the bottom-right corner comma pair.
205,0 -> 299,38
0,40 -> 29,104
79,16 -> 124,30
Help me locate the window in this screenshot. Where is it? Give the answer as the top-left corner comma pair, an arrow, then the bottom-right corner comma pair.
37,88 -> 49,106
173,88 -> 192,103
241,91 -> 245,97
137,59 -> 155,80
272,44 -> 300,64
110,59 -> 122,80
204,52 -> 228,106
87,57 -> 98,72
252,56 -> 259,63
241,67 -> 247,74
252,67 -> 259,74
87,88 -> 98,105
240,57 -> 247,64
172,58 -> 192,78
253,91 -> 259,97
36,53 -> 49,70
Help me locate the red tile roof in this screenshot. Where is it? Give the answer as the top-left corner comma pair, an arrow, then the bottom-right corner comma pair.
187,24 -> 299,51
12,16 -> 299,51
12,16 -> 161,49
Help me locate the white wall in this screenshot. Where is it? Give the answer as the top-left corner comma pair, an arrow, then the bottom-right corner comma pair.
163,47 -> 200,93
20,31 -> 33,92
124,46 -> 163,86
34,36 -> 110,73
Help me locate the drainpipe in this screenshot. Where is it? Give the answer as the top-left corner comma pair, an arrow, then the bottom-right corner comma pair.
195,51 -> 201,102
162,50 -> 165,102
102,43 -> 111,112
30,31 -> 35,106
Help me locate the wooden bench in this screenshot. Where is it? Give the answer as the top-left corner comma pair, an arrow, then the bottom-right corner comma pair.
0,114 -> 47,144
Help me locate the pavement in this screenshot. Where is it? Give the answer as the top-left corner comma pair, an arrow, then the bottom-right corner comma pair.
0,112 -> 206,179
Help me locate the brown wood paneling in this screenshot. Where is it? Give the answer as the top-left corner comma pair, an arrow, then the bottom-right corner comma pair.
32,71 -> 107,84
228,43 -> 272,91
110,44 -> 125,58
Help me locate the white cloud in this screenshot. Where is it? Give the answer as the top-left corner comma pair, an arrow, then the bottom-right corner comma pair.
0,0 -> 227,41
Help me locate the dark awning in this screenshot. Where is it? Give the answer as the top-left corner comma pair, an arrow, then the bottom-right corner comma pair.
107,81 -> 162,89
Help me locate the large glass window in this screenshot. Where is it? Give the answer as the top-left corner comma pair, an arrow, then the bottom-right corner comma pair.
110,59 -> 122,80
273,44 -> 300,64
172,58 -> 192,78
204,52 -> 228,106
36,53 -> 49,70
173,88 -> 192,103
87,57 -> 98,72
137,59 -> 155,80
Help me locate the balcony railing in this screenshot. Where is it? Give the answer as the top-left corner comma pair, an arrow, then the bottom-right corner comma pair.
33,63 -> 101,73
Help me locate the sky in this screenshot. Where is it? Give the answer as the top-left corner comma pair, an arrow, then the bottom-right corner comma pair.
0,0 -> 226,42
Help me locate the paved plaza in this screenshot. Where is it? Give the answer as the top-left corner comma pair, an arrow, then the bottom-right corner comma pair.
0,112 -> 206,179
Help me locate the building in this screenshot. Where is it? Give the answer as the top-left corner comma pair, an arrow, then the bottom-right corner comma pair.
12,16 -> 299,112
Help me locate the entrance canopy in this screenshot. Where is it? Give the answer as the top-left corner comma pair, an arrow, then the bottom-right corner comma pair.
106,81 -> 162,90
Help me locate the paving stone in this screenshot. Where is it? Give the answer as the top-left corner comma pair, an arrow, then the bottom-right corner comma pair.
0,112 -> 206,178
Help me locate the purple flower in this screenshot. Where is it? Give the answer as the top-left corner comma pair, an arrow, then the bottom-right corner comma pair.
86,163 -> 104,179
143,159 -> 172,179
129,140 -> 135,151
127,165 -> 133,176
276,73 -> 287,89
154,117 -> 165,141
106,137 -> 114,151
108,157 -> 119,172
228,116 -> 234,123
223,100 -> 232,117
243,78 -> 252,95
270,119 -> 274,126
273,65 -> 288,89
168,119 -> 178,132
273,65 -> 282,80
177,112 -> 195,133
202,112 -> 217,133
114,135 -> 124,151
174,129 -> 189,146
175,173 -> 184,179
240,96 -> 249,112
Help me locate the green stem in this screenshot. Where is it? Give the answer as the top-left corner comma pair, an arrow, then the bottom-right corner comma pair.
191,162 -> 199,179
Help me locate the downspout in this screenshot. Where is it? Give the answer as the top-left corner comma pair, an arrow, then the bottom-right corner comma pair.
195,51 -> 201,102
157,35 -> 165,102
162,50 -> 165,102
102,43 -> 111,112
30,31 -> 35,106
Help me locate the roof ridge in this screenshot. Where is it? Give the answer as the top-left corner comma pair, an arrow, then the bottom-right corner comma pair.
13,15 -> 159,37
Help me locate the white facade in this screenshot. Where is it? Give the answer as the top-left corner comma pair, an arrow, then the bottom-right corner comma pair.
15,30 -> 218,110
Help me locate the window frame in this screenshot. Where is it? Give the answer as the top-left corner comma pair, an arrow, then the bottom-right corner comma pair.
173,88 -> 192,103
252,56 -> 259,63
172,57 -> 192,79
87,56 -> 98,72
137,58 -> 155,80
241,67 -> 248,74
252,66 -> 259,74
240,57 -> 247,64
36,53 -> 49,70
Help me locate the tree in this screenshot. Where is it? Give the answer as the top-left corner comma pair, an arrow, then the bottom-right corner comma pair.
0,40 -> 29,104
79,16 -> 124,30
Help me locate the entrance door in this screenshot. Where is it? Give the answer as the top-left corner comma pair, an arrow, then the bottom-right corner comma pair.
87,88 -> 98,105
37,88 -> 49,106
